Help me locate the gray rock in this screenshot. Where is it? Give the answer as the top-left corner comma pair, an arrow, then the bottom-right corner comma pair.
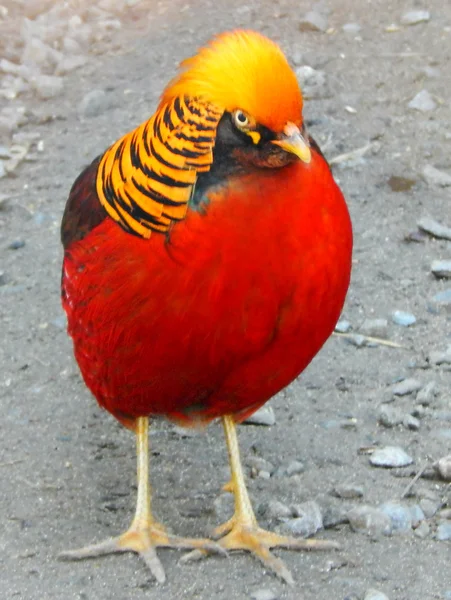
379,405 -> 404,428
363,589 -> 390,600
408,89 -> 436,112
401,10 -> 430,25
391,310 -> 416,327
343,333 -> 368,347
258,499 -> 293,520
432,289 -> 451,306
281,500 -> 323,537
333,483 -> 364,499
417,217 -> 451,241
246,456 -> 275,474
419,498 -> 441,518
422,165 -> 451,187
347,505 -> 392,537
379,502 -> 413,533
434,455 -> 451,481
416,381 -> 437,404
431,260 -> 451,279
409,504 -> 425,528
429,349 -> 451,365
370,446 -> 413,468
342,23 -> 361,34
403,414 -> 420,430
250,589 -> 278,600
284,460 -> 305,476
360,318 -> 388,338
443,592 -> 451,600
413,520 -> 430,538
299,11 -> 328,32
335,319 -> 352,333
321,502 -> 350,528
32,74 -> 64,99
436,522 -> 451,541
244,405 -> 275,426
392,378 -> 422,396
295,66 -> 329,99
78,89 -> 113,118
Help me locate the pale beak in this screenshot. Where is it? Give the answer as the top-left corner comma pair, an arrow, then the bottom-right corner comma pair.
271,122 -> 311,164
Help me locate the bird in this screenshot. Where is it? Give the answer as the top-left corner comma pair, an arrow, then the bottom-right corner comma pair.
60,29 -> 353,585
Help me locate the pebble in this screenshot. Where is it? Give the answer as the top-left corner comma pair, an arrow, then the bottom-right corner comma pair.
414,520 -> 430,539
422,165 -> 451,187
401,10 -> 431,25
333,483 -> 364,499
342,23 -> 361,34
431,260 -> 451,279
299,11 -> 328,32
432,289 -> 451,307
284,460 -> 305,476
403,414 -> 420,430
416,381 -> 437,404
250,589 -> 278,600
392,378 -> 422,396
295,66 -> 329,99
281,501 -> 323,537
8,239 -> 25,250
32,74 -> 64,99
419,498 -> 441,518
379,502 -> 412,533
78,89 -> 112,118
246,456 -> 275,475
434,455 -> 451,481
343,333 -> 368,347
391,310 -> 416,327
409,504 -> 426,528
408,89 -> 437,112
347,505 -> 392,537
363,589 -> 390,600
335,319 -> 352,333
388,175 -> 416,192
321,501 -> 350,528
360,318 -> 388,338
258,499 -> 293,520
417,217 -> 451,241
244,405 -> 275,426
429,349 -> 451,365
378,405 -> 404,428
370,446 -> 413,468
436,522 -> 451,541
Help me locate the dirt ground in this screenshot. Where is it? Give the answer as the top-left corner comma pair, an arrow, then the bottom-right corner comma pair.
1,1 -> 450,599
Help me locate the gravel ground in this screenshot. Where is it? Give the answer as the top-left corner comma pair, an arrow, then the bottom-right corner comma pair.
1,1 -> 450,599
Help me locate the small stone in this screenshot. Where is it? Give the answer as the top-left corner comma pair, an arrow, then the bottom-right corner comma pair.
409,504 -> 425,528
392,378 -> 422,396
422,165 -> 451,187
370,446 -> 413,468
363,589 -> 390,600
244,405 -> 275,426
419,498 -> 440,518
391,310 -> 416,327
378,405 -> 404,428
379,502 -> 413,533
429,349 -> 451,365
32,74 -> 64,99
388,175 -> 416,192
436,522 -> 451,541
321,503 -> 350,528
281,501 -> 323,537
360,318 -> 388,338
246,456 -> 275,474
299,11 -> 328,32
342,23 -> 361,34
55,55 -> 87,76
295,66 -> 329,99
284,460 -> 305,476
432,289 -> 451,307
78,89 -> 112,118
335,319 -> 352,333
250,589 -> 278,600
258,499 -> 293,520
408,89 -> 437,112
434,455 -> 451,481
417,217 -> 451,241
416,381 -> 437,404
431,260 -> 451,279
413,520 -> 430,538
8,239 -> 25,250
347,505 -> 392,537
343,333 -> 367,347
333,483 -> 364,499
401,10 -> 431,25
403,415 -> 420,430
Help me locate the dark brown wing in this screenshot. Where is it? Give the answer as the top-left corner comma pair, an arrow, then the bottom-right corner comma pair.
61,156 -> 107,250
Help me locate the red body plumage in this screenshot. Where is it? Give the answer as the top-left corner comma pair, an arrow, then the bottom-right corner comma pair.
62,155 -> 352,427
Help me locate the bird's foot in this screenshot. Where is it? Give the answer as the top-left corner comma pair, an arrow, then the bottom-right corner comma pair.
59,520 -> 223,584
182,515 -> 340,585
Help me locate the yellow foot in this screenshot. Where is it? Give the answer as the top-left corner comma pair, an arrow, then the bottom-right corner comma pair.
183,517 -> 340,585
59,522 -> 223,584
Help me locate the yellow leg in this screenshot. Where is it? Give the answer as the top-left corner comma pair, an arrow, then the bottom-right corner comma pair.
184,415 -> 339,584
59,416 -> 220,583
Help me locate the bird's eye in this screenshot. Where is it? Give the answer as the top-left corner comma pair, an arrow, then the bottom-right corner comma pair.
233,110 -> 250,128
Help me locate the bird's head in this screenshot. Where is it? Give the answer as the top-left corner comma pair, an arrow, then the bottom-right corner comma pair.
160,30 -> 311,169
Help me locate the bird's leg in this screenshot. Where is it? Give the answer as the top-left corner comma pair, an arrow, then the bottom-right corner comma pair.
59,416 -> 221,583
214,415 -> 339,584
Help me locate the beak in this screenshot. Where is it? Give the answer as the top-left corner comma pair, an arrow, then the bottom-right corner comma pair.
271,122 -> 311,164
